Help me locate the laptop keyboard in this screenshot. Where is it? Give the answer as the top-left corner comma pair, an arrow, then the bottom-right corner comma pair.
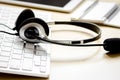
0,3 -> 51,77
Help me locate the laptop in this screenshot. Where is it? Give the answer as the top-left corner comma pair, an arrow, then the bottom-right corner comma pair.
0,0 -> 84,12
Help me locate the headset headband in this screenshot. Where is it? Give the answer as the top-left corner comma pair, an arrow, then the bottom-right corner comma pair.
48,21 -> 101,44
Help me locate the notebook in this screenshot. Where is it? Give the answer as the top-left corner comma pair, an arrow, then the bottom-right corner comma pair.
71,0 -> 120,27
0,0 -> 84,12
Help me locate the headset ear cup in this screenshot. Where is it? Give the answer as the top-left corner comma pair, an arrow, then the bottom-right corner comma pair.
13,9 -> 35,32
19,18 -> 49,43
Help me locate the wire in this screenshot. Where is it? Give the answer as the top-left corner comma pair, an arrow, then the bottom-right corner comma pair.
0,23 -> 13,30
0,23 -> 18,35
0,31 -> 18,35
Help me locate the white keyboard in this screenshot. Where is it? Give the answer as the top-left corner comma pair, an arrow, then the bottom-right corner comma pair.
0,4 -> 51,77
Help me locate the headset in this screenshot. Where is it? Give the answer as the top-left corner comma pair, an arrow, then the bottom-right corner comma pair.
0,9 -> 120,53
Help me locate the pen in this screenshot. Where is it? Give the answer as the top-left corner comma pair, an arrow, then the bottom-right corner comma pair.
103,4 -> 119,20
81,0 -> 99,17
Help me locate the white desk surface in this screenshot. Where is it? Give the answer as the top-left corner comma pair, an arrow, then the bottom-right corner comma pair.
0,0 -> 120,80
51,0 -> 120,80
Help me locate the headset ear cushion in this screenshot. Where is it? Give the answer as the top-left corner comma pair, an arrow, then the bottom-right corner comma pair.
19,17 -> 49,36
13,9 -> 35,31
18,18 -> 49,43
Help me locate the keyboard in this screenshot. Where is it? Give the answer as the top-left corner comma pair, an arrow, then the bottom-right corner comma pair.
0,4 -> 51,77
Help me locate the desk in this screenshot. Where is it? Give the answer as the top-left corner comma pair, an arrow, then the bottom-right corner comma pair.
0,0 -> 120,80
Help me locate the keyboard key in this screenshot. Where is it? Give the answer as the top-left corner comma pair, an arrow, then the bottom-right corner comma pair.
13,49 -> 23,54
13,43 -> 24,50
41,56 -> 47,61
11,53 -> 22,59
4,37 -> 14,43
2,42 -> 13,47
36,46 -> 43,51
0,56 -> 9,62
36,50 -> 47,56
0,40 -> 3,44
40,66 -> 46,73
1,46 -> 11,52
22,58 -> 33,71
0,37 -> 3,40
4,34 -> 14,39
34,55 -> 41,66
0,61 -> 8,68
24,52 -> 34,58
10,59 -> 21,70
41,61 -> 47,66
0,34 -> 4,39
25,43 -> 34,49
24,48 -> 34,53
14,38 -> 23,43
0,50 -> 11,56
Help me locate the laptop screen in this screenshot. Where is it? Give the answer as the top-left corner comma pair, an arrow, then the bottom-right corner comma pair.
17,0 -> 71,7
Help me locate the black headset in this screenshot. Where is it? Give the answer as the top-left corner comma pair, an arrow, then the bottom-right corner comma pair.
0,9 -> 120,53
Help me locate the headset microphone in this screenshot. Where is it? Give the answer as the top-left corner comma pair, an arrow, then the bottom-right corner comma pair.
104,38 -> 120,52
0,9 -> 120,53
